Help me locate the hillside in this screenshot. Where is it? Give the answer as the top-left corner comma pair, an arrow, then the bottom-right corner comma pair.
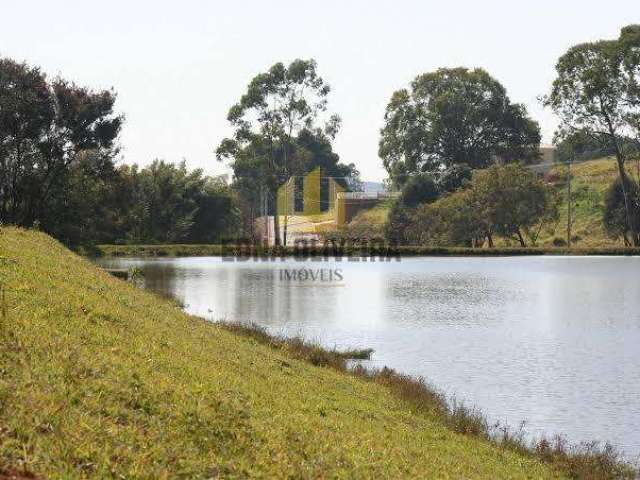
541,157 -> 633,247
0,228 -> 564,478
343,157 -> 633,248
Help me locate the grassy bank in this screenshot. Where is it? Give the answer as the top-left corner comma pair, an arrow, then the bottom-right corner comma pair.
0,228 -> 633,478
96,243 -> 227,257
541,157 -> 633,248
219,322 -> 635,480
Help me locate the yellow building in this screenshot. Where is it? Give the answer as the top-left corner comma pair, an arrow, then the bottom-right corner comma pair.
277,167 -> 345,218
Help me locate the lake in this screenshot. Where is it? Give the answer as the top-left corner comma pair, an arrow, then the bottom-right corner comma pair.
97,255 -> 640,457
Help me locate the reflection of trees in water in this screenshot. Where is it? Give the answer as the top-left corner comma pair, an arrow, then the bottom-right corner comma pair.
110,259 -> 345,334
140,262 -> 181,303
95,257 -> 179,302
228,263 -> 342,333
263,264 -> 344,334
231,266 -> 279,325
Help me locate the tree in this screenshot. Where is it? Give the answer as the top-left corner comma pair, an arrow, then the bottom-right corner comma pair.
379,68 -> 541,187
116,161 -> 238,244
384,200 -> 414,245
295,129 -> 361,192
407,190 -> 486,247
621,26 -> 640,145
0,57 -> 122,228
125,161 -> 198,243
189,177 -> 239,243
384,174 -> 440,243
603,176 -> 640,245
546,25 -> 640,245
217,59 -> 340,245
222,135 -> 274,239
43,151 -> 129,246
470,165 -> 558,247
388,164 -> 558,247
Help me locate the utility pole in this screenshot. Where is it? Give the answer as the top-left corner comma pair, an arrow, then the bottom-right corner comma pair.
259,186 -> 265,244
284,177 -> 288,247
567,156 -> 572,248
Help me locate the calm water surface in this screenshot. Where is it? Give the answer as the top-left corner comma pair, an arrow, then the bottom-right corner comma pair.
97,255 -> 640,457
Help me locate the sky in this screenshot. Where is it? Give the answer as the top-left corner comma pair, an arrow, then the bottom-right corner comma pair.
2,1 -> 639,182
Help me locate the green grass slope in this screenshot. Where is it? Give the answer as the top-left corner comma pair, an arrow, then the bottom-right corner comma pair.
0,228 -> 563,478
540,157 -> 636,248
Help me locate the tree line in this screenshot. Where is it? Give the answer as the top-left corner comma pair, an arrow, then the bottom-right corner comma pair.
1,25 -> 639,247
0,58 -> 237,246
376,25 -> 640,247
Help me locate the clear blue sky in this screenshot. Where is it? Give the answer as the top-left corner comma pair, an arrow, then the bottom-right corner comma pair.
2,1 -> 638,181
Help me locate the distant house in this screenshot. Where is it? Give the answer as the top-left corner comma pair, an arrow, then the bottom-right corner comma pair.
253,168 -> 346,245
255,168 -> 399,244
276,167 -> 345,217
278,169 -> 398,226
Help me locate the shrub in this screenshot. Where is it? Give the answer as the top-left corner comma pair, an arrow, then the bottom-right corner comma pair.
406,191 -> 485,247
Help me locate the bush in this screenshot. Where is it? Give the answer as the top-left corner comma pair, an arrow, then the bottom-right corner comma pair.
406,191 -> 485,247
383,174 -> 441,244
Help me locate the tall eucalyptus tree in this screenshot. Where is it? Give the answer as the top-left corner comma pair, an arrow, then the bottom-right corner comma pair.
217,59 -> 339,245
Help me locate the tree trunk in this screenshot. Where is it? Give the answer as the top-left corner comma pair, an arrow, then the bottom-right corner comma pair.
487,232 -> 494,248
605,115 -> 639,246
611,146 -> 638,245
249,205 -> 255,241
516,229 -> 527,247
272,190 -> 281,246
282,136 -> 291,247
283,179 -> 288,247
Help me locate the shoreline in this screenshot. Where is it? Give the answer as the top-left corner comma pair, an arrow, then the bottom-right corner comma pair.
95,243 -> 640,258
215,321 -> 637,478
